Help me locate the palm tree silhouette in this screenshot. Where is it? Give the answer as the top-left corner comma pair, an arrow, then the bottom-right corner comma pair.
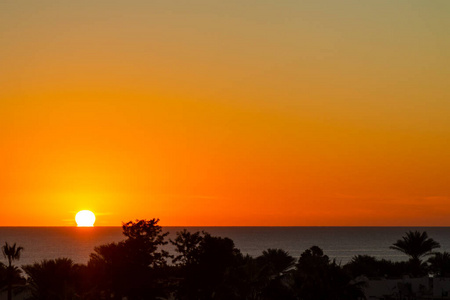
2,242 -> 24,300
390,231 -> 440,262
258,248 -> 296,276
23,258 -> 81,300
428,252 -> 450,277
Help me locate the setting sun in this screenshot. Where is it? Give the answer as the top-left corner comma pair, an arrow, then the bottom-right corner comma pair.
75,210 -> 96,227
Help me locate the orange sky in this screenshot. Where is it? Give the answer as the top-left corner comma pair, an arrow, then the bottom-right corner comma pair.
1,1 -> 450,226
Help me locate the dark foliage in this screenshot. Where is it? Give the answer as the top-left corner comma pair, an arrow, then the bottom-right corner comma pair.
87,218 -> 171,300
23,258 -> 83,300
389,231 -> 440,277
344,255 -> 382,278
257,248 -> 296,276
172,231 -> 244,300
2,242 -> 24,300
0,262 -> 25,297
390,231 -> 440,262
344,254 -> 423,278
122,218 -> 170,268
428,252 -> 450,277
170,229 -> 203,266
11,223 -> 445,300
293,246 -> 365,300
217,248 -> 297,300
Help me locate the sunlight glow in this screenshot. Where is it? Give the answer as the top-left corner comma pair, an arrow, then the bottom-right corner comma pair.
75,210 -> 96,227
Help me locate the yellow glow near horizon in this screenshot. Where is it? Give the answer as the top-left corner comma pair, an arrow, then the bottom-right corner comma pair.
75,210 -> 96,227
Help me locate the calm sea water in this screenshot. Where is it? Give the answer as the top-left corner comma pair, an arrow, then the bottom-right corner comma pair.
1,227 -> 450,267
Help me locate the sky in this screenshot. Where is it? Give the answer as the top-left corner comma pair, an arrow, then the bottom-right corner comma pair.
1,1 -> 449,226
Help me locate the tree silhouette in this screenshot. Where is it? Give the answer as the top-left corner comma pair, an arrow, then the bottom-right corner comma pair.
211,249 -> 297,300
428,252 -> 450,277
254,249 -> 296,300
171,231 -> 243,300
2,242 -> 24,300
88,219 -> 171,300
223,255 -> 265,300
0,264 -> 25,300
23,258 -> 83,300
0,262 -> 5,287
390,231 -> 440,262
170,229 -> 203,266
122,218 -> 170,269
193,233 -> 243,298
344,255 -> 381,278
344,254 -> 411,278
257,248 -> 296,277
88,242 -> 130,299
294,246 -> 365,300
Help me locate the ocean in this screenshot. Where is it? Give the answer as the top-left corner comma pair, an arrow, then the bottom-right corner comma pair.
1,227 -> 450,267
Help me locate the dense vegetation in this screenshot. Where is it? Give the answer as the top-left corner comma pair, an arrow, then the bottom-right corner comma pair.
1,219 -> 448,300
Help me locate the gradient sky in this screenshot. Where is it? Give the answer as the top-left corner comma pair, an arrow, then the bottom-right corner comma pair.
1,1 -> 449,226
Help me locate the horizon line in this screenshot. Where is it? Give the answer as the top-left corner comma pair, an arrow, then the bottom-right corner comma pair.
2,225 -> 450,228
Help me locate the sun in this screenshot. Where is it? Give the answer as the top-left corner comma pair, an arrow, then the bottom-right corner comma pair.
75,210 -> 96,227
